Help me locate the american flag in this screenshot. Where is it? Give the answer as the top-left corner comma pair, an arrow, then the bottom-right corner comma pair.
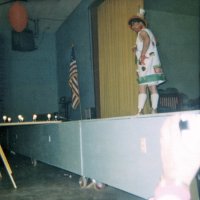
68,46 -> 80,109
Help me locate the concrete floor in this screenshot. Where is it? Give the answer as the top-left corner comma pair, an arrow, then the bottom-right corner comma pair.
0,153 -> 145,200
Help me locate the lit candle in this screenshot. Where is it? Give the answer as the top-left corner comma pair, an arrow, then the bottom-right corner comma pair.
3,115 -> 7,122
47,113 -> 51,121
7,117 -> 12,122
18,115 -> 24,122
33,114 -> 37,121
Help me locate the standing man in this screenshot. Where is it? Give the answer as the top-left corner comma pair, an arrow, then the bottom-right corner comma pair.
128,10 -> 165,114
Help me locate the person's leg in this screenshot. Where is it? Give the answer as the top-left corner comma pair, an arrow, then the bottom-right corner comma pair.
138,85 -> 147,114
149,85 -> 159,114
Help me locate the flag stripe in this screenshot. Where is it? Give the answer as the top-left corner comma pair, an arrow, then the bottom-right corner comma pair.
68,47 -> 80,109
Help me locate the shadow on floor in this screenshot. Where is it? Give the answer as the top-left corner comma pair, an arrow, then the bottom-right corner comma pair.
0,153 -> 145,200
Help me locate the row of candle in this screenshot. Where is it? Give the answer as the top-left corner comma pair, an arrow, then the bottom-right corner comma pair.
2,114 -> 52,123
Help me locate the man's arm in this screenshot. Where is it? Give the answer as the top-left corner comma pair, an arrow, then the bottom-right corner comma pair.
140,30 -> 150,56
139,30 -> 150,65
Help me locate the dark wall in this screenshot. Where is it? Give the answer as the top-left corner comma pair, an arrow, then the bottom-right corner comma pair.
145,0 -> 199,99
0,34 -> 6,115
145,0 -> 198,16
2,30 -> 59,121
56,0 -> 96,120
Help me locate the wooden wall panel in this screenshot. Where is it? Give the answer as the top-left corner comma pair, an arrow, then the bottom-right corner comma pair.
97,0 -> 143,118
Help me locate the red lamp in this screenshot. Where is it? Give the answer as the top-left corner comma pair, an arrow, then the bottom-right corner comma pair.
8,1 -> 28,32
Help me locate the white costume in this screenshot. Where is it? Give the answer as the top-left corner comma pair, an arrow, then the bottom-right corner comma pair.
135,28 -> 165,86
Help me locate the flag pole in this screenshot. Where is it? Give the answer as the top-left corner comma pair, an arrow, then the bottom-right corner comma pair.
79,96 -> 83,120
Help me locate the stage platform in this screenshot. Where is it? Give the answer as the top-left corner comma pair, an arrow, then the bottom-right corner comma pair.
0,110 -> 199,199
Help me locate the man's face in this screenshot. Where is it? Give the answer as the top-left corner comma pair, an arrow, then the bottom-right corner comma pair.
130,22 -> 143,33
